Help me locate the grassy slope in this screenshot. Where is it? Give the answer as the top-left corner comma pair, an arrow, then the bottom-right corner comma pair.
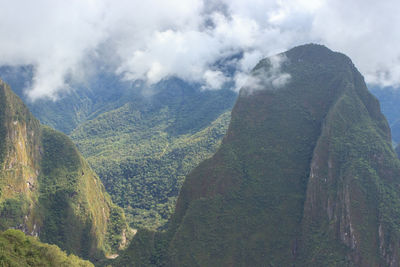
113,45 -> 400,266
0,229 -> 93,267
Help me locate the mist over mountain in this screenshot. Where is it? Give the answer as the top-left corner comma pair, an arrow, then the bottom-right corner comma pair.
1,0 -> 400,101
2,1 -> 400,266
3,41 -> 400,267
112,44 -> 400,267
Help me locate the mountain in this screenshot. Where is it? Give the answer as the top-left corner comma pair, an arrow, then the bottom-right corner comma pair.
0,79 -> 130,262
369,87 -> 400,144
0,65 -> 136,134
0,229 -> 93,267
113,44 -> 400,266
0,67 -> 237,230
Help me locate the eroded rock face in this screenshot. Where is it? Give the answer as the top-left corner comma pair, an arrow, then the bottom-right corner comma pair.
0,80 -> 42,235
299,56 -> 400,266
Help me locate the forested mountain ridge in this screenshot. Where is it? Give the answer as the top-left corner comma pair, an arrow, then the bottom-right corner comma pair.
112,44 -> 400,266
0,79 -> 131,262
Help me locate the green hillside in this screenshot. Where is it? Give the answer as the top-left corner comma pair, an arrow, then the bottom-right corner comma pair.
0,229 -> 93,267
113,44 -> 400,266
0,80 -> 131,262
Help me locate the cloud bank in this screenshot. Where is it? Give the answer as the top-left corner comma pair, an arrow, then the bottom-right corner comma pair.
0,0 -> 399,99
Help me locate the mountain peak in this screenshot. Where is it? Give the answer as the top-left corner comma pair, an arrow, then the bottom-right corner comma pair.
116,45 -> 400,266
286,43 -> 353,65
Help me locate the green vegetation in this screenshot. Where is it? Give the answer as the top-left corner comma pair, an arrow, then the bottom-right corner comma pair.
71,107 -> 230,229
70,81 -> 235,230
113,44 -> 400,266
0,229 -> 93,267
105,206 -> 128,251
0,68 -> 237,230
0,80 -> 130,262
0,82 -> 6,166
37,126 -> 131,261
0,197 -> 29,230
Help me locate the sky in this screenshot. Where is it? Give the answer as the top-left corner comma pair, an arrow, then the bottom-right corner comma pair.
0,0 -> 399,100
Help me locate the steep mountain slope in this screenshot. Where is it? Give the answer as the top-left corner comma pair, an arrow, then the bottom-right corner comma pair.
0,229 -> 93,267
0,80 -> 130,262
113,44 -> 400,266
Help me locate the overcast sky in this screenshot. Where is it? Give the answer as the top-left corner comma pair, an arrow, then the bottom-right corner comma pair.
0,0 -> 399,99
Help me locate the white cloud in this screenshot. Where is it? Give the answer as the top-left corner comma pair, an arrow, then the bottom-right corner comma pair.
202,70 -> 229,90
0,0 -> 107,99
0,0 -> 399,99
239,54 -> 291,95
311,0 -> 400,87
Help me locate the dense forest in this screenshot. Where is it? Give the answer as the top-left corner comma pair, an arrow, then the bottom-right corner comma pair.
72,107 -> 231,229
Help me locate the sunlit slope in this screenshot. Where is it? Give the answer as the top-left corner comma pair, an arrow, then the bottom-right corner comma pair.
0,80 -> 130,262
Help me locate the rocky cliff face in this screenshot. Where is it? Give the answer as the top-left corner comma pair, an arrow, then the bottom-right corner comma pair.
115,44 -> 400,267
0,80 -> 130,261
0,80 -> 42,235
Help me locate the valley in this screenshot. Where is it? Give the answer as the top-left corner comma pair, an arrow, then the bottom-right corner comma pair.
0,68 -> 237,230
1,0 -> 400,266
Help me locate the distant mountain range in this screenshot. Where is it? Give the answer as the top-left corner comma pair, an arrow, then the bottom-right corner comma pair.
369,86 -> 400,145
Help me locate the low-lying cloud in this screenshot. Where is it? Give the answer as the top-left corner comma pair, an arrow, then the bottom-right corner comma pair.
240,54 -> 291,95
0,0 -> 399,100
